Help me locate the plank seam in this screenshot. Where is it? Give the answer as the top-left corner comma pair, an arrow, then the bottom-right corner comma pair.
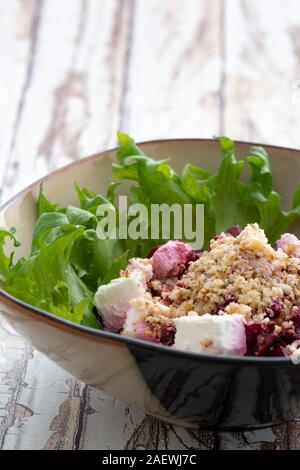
73,383 -> 89,450
0,344 -> 33,449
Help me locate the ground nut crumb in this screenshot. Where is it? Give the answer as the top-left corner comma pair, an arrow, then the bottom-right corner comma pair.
168,224 -> 300,324
238,224 -> 276,260
225,302 -> 252,319
123,257 -> 153,282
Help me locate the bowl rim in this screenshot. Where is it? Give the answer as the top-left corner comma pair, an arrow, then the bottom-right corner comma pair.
1,136 -> 300,366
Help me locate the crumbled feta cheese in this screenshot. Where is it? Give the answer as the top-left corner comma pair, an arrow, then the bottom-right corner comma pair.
174,313 -> 246,356
94,272 -> 146,332
124,257 -> 153,283
276,233 -> 300,258
122,297 -> 171,342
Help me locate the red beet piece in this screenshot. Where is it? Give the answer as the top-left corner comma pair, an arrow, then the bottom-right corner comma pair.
270,299 -> 283,317
291,307 -> 300,337
245,321 -> 275,356
226,225 -> 243,237
220,293 -> 238,310
160,325 -> 176,346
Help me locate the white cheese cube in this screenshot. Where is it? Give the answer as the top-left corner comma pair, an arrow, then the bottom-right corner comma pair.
94,272 -> 145,332
174,313 -> 246,356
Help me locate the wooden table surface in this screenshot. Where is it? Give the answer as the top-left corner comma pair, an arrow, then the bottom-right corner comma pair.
1,0 -> 300,450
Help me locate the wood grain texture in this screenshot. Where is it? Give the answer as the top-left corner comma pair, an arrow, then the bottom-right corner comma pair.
0,0 -> 37,201
1,0 -> 132,202
223,0 -> 300,147
1,0 -> 300,450
0,318 -> 33,449
121,0 -> 222,141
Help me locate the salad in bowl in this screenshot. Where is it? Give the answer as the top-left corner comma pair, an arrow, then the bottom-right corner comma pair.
1,132 -> 300,362
2,134 -> 300,429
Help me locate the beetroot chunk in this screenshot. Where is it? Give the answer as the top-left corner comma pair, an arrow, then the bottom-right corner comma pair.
245,321 -> 263,355
226,225 -> 243,237
291,307 -> 300,337
270,299 -> 283,317
152,241 -> 200,279
220,293 -> 238,310
245,321 -> 276,356
269,345 -> 287,357
279,307 -> 300,345
160,325 -> 176,346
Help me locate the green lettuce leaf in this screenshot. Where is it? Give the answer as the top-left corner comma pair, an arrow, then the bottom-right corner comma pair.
0,217 -> 100,328
246,145 -> 300,242
37,186 -> 63,216
115,131 -> 191,205
211,136 -> 258,233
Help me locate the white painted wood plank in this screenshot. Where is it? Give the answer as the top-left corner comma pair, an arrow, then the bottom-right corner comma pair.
0,0 -> 36,201
121,0 -> 222,141
1,0 -> 132,202
0,317 -> 33,448
82,395 -> 214,450
224,0 -> 300,147
1,348 -> 76,450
